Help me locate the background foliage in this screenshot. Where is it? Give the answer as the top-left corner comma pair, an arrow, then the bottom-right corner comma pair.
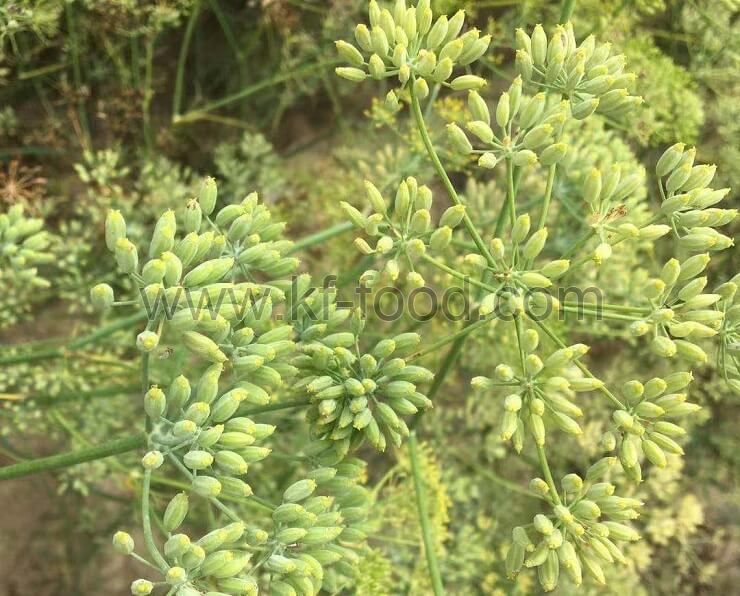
0,1 -> 738,594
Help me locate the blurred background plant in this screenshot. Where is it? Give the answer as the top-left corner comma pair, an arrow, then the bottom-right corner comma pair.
0,1 -> 738,594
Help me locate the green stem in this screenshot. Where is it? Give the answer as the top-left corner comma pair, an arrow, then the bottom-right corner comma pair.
537,164 -> 557,232
562,229 -> 595,260
410,318 -> 475,431
409,79 -> 496,268
421,253 -> 497,293
175,61 -> 337,124
559,0 -> 577,23
0,433 -> 146,481
536,444 -> 561,505
0,312 -> 147,366
565,215 -> 660,273
287,221 -> 355,254
495,168 -> 523,237
237,400 -> 308,416
142,470 -> 169,570
530,317 -> 626,409
142,34 -> 157,151
506,159 -> 516,227
64,1 -> 90,147
172,0 -> 202,119
561,306 -> 640,322
409,314 -> 495,362
407,433 -> 444,596
562,301 -> 648,314
451,453 -> 537,498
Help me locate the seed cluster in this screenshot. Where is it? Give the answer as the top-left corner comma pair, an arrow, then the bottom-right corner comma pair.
0,204 -> 53,328
335,2 -> 738,592
105,180 -> 375,595
342,176 -> 464,287
336,0 -> 489,98
288,281 -> 434,460
514,23 -> 643,120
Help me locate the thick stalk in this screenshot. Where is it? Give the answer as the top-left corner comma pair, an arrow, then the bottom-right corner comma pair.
409,80 -> 496,268
560,0 -> 577,23
0,433 -> 146,480
408,433 -> 444,596
0,312 -> 147,366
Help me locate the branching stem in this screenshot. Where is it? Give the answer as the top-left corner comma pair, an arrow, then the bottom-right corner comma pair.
409,79 -> 497,268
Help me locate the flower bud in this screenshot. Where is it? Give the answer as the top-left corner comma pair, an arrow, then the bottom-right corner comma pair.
513,149 -> 538,167
115,238 -> 139,273
131,579 -> 154,595
468,90 -> 490,124
447,123 -> 473,153
105,210 -> 127,252
452,74 -> 489,93
478,152 -> 498,169
192,475 -> 222,497
540,143 -> 568,165
336,67 -> 368,82
199,177 -> 218,215
165,566 -> 187,585
283,479 -> 317,503
523,228 -> 548,260
651,336 -> 677,358
91,283 -> 115,310
335,40 -> 364,66
163,492 -> 189,532
164,534 -> 191,559
142,450 -> 164,469
430,226 -> 452,251
113,531 -> 135,555
656,143 -> 685,177
184,450 -> 214,470
144,386 -> 166,419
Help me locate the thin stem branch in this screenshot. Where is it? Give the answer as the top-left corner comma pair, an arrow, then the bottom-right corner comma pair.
536,164 -> 557,232
536,444 -> 561,505
530,317 -> 626,409
287,221 -> 355,254
421,253 -> 496,293
175,61 -> 337,124
142,470 -> 169,570
506,159 -> 516,228
409,315 -> 495,362
172,0 -> 201,119
237,400 -> 308,416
